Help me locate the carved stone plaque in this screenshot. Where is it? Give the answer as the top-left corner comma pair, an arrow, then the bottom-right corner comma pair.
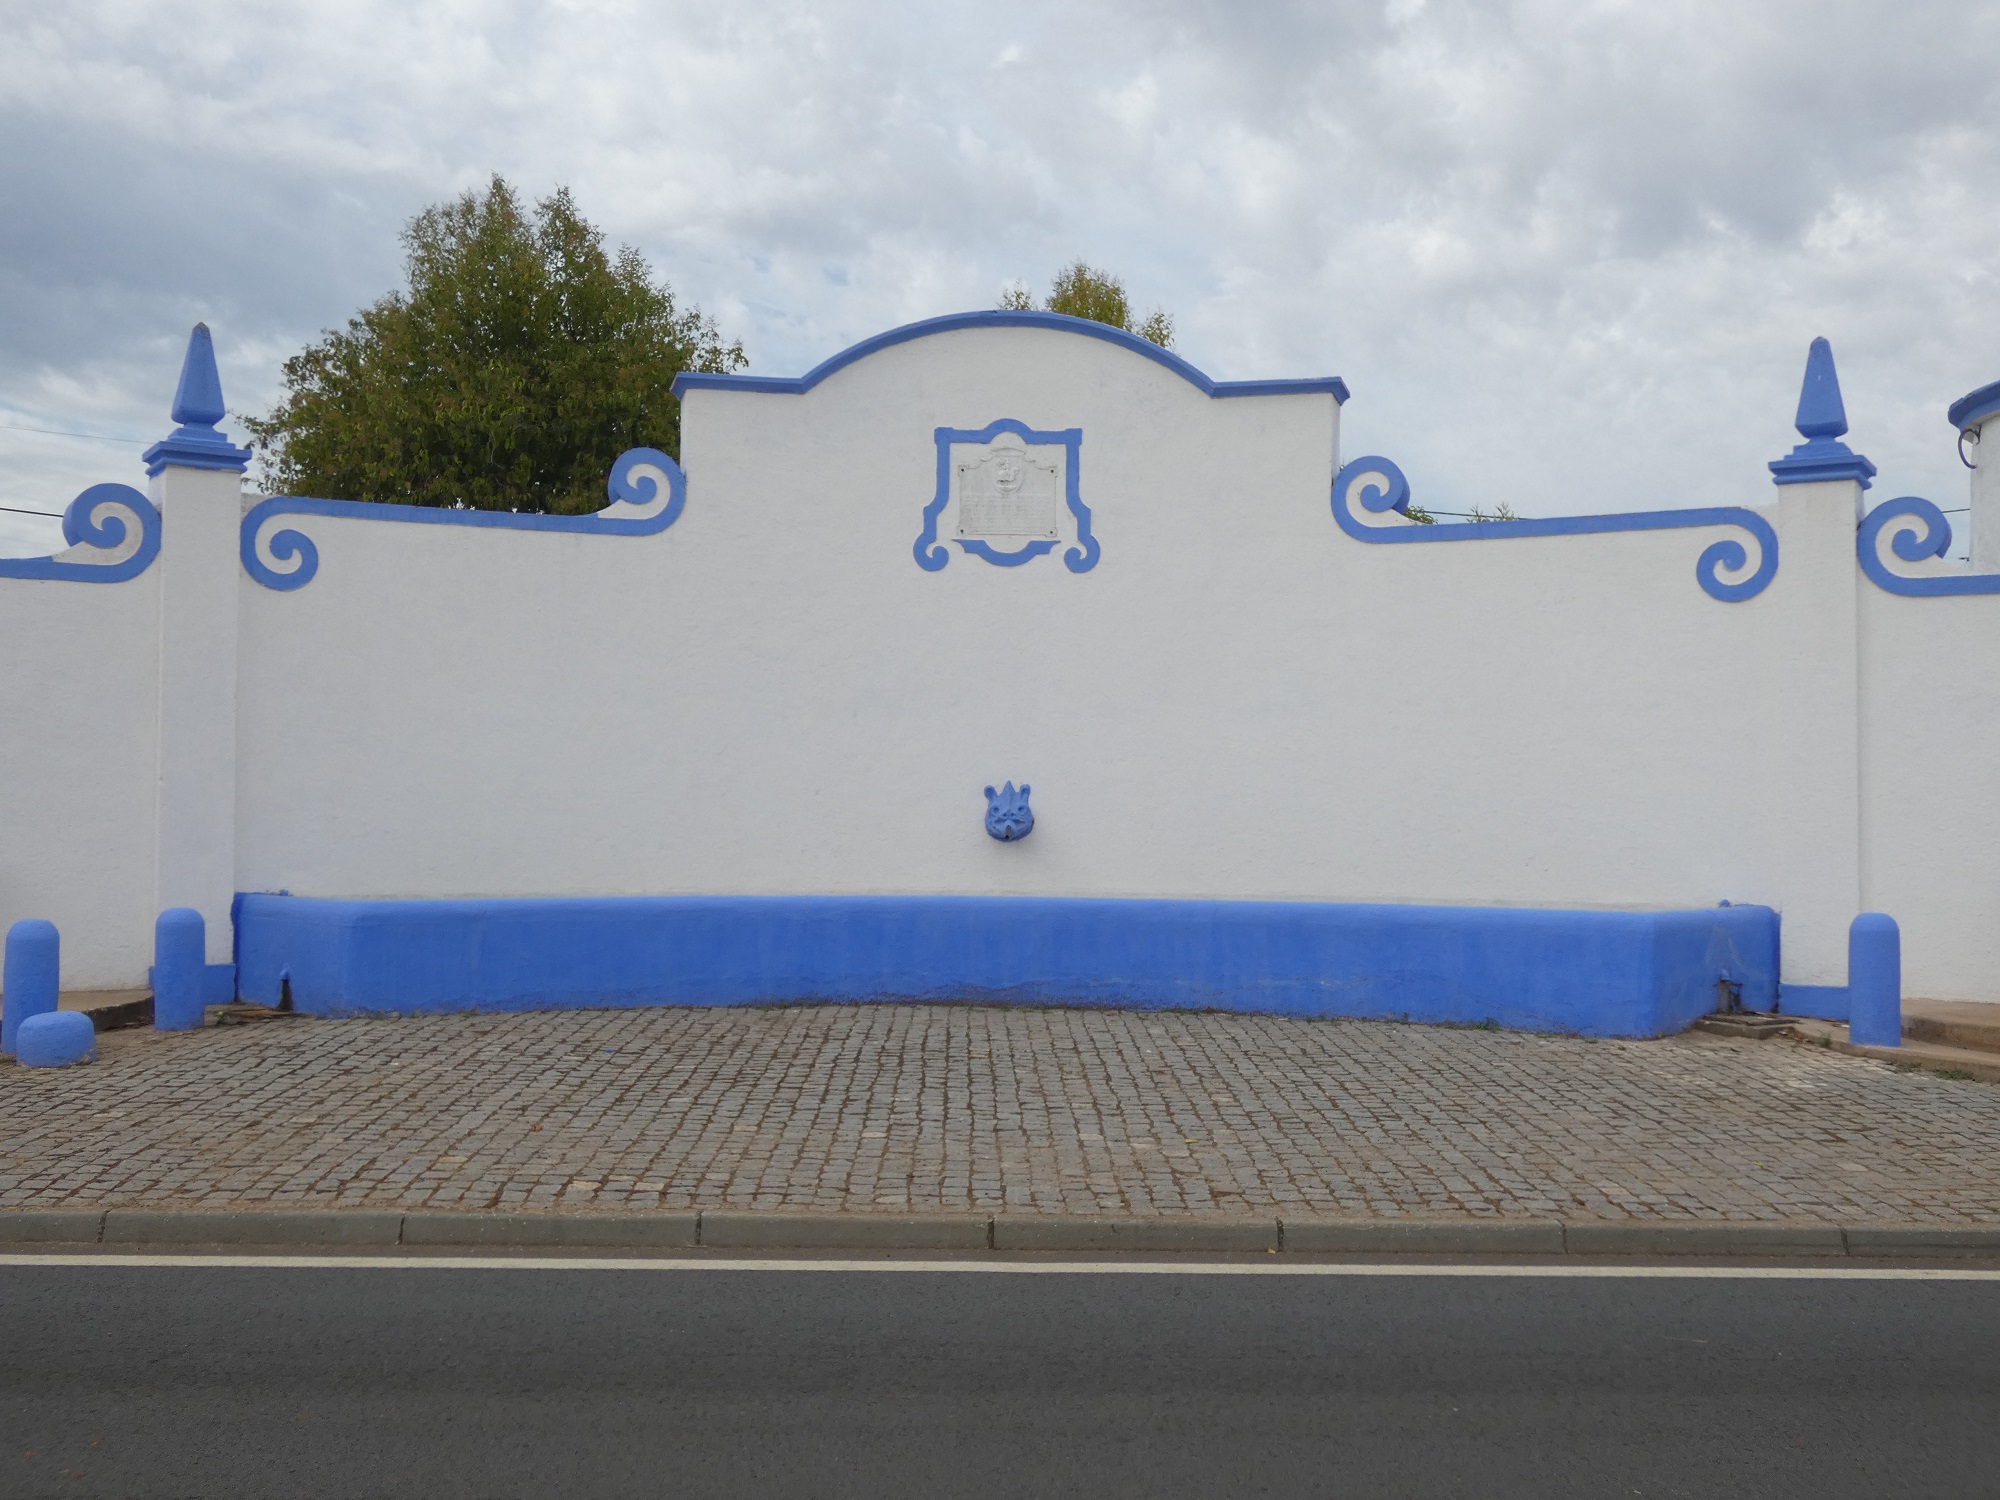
956,437 -> 1060,539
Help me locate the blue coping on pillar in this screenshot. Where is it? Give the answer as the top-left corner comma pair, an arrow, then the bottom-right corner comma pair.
152,908 -> 233,1030
142,324 -> 252,477
1847,913 -> 1902,1048
668,310 -> 1349,404
1768,337 -> 1877,488
15,1011 -> 95,1068
1330,455 -> 1779,602
233,893 -> 1778,1039
1947,378 -> 2000,433
2,919 -> 59,1057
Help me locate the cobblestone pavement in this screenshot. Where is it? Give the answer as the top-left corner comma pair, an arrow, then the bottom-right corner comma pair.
2,1005 -> 1997,1223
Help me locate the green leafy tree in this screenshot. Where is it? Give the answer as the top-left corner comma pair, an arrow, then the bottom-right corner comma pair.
246,176 -> 745,513
1000,261 -> 1175,348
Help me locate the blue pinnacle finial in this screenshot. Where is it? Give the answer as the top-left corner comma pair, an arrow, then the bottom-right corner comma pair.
1793,336 -> 1848,440
1769,336 -> 1874,489
142,322 -> 252,477
170,323 -> 227,429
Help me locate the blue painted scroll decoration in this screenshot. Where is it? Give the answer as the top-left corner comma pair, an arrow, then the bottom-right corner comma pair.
1,319 -> 239,585
1330,457 -> 1779,602
915,418 -> 1098,573
0,483 -> 161,584
984,782 -> 1034,841
1857,497 -> 2000,597
241,447 -> 688,590
1855,372 -> 2000,597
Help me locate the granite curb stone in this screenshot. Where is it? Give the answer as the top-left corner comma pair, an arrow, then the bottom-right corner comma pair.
402,1211 -> 699,1248
1561,1221 -> 1848,1256
1843,1225 -> 2000,1258
0,1209 -> 106,1243
992,1215 -> 1278,1252
699,1211 -> 991,1250
100,1209 -> 405,1245
1,1209 -> 1997,1257
1282,1218 -> 1566,1254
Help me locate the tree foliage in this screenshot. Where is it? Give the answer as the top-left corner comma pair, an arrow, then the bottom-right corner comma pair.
246,177 -> 744,513
1000,261 -> 1175,348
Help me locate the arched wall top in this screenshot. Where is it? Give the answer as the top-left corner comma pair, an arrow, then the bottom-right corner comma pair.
668,310 -> 1350,404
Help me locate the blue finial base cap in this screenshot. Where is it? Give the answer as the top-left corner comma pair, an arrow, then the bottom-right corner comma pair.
1769,441 -> 1877,488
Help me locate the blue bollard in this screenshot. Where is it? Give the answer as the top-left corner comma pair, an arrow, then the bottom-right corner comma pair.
1848,912 -> 1902,1048
16,1010 -> 95,1067
2,919 -> 60,1057
153,907 -> 209,1031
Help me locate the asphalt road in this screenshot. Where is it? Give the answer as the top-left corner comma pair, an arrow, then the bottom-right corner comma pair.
2,1258 -> 1997,1498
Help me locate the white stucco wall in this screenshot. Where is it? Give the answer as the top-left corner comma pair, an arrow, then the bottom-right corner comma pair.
1862,578 -> 2000,1000
0,569 -> 159,990
236,325 -> 1822,951
9,317 -> 1998,1000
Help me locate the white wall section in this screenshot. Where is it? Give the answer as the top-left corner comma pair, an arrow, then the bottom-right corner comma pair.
5,314 -> 1999,1005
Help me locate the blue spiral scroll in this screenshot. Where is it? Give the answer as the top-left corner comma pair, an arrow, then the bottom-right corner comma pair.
1856,495 -> 2000,596
915,418 -> 1098,574
1331,456 -> 1779,603
0,483 -> 161,583
241,447 -> 687,591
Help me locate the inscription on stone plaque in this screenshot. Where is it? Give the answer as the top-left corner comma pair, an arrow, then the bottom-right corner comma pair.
956,437 -> 1060,539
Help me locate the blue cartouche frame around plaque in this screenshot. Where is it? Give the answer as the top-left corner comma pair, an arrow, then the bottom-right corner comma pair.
915,418 -> 1097,572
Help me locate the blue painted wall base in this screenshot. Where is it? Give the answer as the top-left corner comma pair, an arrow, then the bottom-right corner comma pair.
150,907 -> 236,1030
234,894 -> 1778,1039
1772,914 -> 1904,1039
1777,984 -> 1849,1021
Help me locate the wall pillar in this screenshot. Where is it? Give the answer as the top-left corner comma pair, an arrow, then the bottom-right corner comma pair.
1765,337 -> 1875,994
142,325 -> 250,969
1949,381 -> 2000,572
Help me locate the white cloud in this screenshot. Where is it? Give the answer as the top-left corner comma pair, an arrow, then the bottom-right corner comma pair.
2,0 -> 1996,558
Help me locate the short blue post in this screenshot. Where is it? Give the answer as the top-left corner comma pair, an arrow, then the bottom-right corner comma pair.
2,919 -> 60,1057
1848,912 -> 1902,1048
153,907 -> 208,1032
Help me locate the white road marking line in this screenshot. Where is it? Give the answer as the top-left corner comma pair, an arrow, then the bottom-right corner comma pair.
1,1254 -> 1998,1279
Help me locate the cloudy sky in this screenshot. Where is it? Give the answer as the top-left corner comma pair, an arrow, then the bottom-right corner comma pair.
2,0 -> 1995,557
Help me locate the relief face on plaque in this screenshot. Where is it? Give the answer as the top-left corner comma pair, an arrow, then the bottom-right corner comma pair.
956,438 -> 1060,540
913,417 -> 1099,574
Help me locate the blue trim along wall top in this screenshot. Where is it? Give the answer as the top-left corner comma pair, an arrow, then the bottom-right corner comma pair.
0,483 -> 161,584
1948,379 -> 2000,433
1857,495 -> 2000,596
234,892 -> 1777,1040
669,311 -> 1349,404
241,447 -> 686,590
1331,456 -> 1779,602
915,418 -> 1097,572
